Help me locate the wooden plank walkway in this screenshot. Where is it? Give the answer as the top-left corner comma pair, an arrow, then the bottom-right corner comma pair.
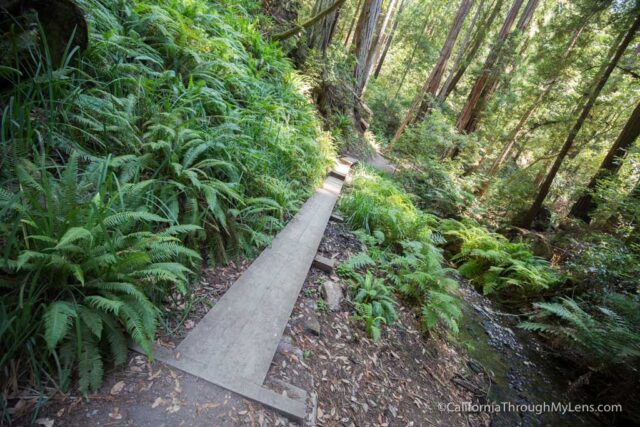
135,160 -> 353,422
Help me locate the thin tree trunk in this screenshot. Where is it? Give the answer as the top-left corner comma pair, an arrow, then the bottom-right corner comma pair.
516,13 -> 640,228
437,0 -> 486,103
456,0 -> 538,139
392,12 -> 432,100
438,0 -> 504,102
476,21 -> 588,196
374,0 -> 408,78
569,100 -> 640,222
362,0 -> 400,91
391,0 -> 474,144
308,0 -> 344,52
454,0 -> 524,138
344,0 -> 364,47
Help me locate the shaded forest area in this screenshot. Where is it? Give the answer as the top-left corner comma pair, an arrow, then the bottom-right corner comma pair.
1,0 -> 640,425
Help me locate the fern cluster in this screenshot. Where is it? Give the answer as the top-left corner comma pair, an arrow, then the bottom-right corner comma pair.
338,170 -> 462,336
0,156 -> 199,393
520,294 -> 640,369
440,219 -> 560,300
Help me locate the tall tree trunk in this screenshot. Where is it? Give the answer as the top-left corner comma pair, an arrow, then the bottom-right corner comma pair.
516,13 -> 640,228
374,0 -> 408,78
463,0 -> 539,134
438,0 -> 505,102
437,0 -> 487,103
308,0 -> 343,53
344,0 -> 364,47
362,0 -> 400,91
415,0 -> 475,119
391,0 -> 474,144
569,100 -> 640,222
456,0 -> 538,141
476,21 -> 588,196
454,0 -> 524,137
353,0 -> 384,129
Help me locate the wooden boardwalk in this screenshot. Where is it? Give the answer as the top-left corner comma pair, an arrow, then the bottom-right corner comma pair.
136,160 -> 353,422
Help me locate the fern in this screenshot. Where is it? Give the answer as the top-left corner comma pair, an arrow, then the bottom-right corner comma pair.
521,294 -> 640,369
442,219 -> 560,300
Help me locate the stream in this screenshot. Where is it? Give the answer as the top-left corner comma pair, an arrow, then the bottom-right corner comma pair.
456,281 -> 602,427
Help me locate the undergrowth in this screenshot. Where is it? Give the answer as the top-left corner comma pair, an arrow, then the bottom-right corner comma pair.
338,168 -> 462,338
440,219 -> 560,301
0,0 -> 333,403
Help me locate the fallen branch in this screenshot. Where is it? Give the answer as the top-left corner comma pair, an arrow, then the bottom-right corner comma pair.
271,0 -> 347,41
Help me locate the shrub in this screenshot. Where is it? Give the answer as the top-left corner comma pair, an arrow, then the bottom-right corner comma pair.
350,273 -> 397,341
0,0 -> 333,400
339,168 -> 436,244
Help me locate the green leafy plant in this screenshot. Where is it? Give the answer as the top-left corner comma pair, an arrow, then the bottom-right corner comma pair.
339,172 -> 462,335
520,294 -> 640,369
0,157 -> 199,393
441,219 -> 560,300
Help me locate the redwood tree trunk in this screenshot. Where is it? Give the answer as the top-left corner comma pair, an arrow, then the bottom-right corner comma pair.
454,0 -> 524,139
476,21 -> 588,196
462,0 -> 539,134
437,0 -> 486,103
353,0 -> 384,130
569,100 -> 640,222
362,0 -> 400,90
414,0 -> 475,120
344,0 -> 364,47
392,13 -> 432,100
391,0 -> 474,143
516,13 -> 640,228
438,0 -> 505,102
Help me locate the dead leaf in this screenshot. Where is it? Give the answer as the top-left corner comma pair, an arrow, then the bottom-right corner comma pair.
110,381 -> 126,395
152,397 -> 166,408
184,320 -> 195,329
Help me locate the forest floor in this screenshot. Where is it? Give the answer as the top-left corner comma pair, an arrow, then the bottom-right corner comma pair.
18,155 -> 600,427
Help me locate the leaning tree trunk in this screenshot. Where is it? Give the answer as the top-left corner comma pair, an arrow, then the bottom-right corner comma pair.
476,20 -> 588,196
569,100 -> 640,222
437,0 -> 486,103
391,0 -> 474,144
353,0 -> 384,130
516,13 -> 640,229
373,0 -> 408,78
454,0 -> 524,137
438,0 -> 504,102
362,0 -> 400,91
308,0 -> 344,53
462,0 -> 539,134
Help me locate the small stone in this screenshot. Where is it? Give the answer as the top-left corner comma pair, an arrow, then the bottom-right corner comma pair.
321,280 -> 343,311
277,339 -> 304,361
304,316 -> 321,336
